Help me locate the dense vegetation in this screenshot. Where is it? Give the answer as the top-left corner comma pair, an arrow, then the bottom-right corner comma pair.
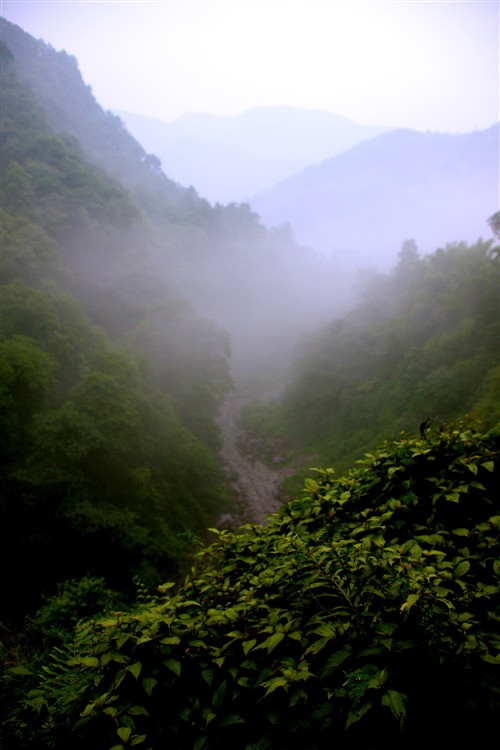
0,16 -> 338,626
2,423 -> 498,748
1,17 -> 499,749
240,236 -> 499,481
0,30 -> 235,619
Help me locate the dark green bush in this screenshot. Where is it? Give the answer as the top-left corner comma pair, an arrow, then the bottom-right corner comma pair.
3,421 -> 498,749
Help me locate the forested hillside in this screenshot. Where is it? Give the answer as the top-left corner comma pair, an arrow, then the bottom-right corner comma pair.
0,31 -> 237,617
244,237 -> 499,480
0,18 -> 356,389
1,16 -> 499,749
0,17 -> 354,623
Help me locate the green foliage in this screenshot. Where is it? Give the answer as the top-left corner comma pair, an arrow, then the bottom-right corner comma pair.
2,28 -> 499,750
0,335 -> 55,457
128,299 -> 233,451
284,239 -> 500,473
239,399 -> 286,442
4,423 -> 498,748
1,335 -> 230,609
22,577 -> 125,655
0,32 -> 235,621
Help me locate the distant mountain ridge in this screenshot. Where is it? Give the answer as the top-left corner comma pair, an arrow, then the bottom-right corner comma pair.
250,124 -> 500,269
117,107 -> 390,203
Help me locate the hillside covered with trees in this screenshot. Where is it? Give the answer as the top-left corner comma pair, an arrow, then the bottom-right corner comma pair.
0,16 -> 499,750
0,28 -> 238,616
279,236 -> 500,475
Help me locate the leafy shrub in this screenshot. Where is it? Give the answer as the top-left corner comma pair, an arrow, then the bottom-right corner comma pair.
3,421 -> 499,749
22,577 -> 125,654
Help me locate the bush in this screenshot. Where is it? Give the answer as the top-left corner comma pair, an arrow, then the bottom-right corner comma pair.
2,421 -> 499,749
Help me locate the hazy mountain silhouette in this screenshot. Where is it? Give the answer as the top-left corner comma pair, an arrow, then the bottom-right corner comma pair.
250,125 -> 499,269
117,107 -> 389,203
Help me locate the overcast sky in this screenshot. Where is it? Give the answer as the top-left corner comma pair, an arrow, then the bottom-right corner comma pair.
1,1 -> 499,132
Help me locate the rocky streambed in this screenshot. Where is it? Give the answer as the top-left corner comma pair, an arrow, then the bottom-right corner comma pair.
215,393 -> 296,528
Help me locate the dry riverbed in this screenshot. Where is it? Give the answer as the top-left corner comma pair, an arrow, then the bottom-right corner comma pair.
215,393 -> 298,528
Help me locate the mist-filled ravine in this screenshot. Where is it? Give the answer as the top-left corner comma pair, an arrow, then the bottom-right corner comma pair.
1,17 -> 499,750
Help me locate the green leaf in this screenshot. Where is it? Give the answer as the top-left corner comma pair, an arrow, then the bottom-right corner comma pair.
480,653 -> 500,664
454,560 -> 471,577
242,638 -> 257,655
164,659 -> 181,678
366,668 -> 388,690
202,669 -> 215,686
194,736 -> 207,750
142,677 -> 157,696
311,622 -> 337,638
204,710 -> 216,726
402,593 -> 420,613
117,726 -> 132,743
382,690 -> 407,727
219,713 -> 245,727
260,676 -> 288,697
187,639 -> 207,649
130,735 -> 147,746
8,665 -> 33,675
304,478 -> 319,492
321,647 -> 351,678
258,631 -> 285,654
346,701 -> 372,729
78,656 -> 100,668
212,680 -> 227,709
129,705 -> 150,716
305,637 -> 330,656
127,662 -> 142,680
160,636 -> 180,646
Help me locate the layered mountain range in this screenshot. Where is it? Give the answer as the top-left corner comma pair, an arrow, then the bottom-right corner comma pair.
250,124 -> 499,269
117,107 -> 389,204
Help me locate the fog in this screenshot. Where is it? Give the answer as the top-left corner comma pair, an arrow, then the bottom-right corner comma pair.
3,1 -> 498,133
1,6 -> 498,400
126,197 -> 360,394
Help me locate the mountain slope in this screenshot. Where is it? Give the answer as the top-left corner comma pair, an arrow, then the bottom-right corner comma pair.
0,17 -> 206,223
117,106 -> 389,203
250,126 -> 499,269
0,22 -> 236,610
1,18 -> 360,388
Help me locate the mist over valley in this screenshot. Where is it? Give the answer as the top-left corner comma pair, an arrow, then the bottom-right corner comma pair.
1,11 -> 499,747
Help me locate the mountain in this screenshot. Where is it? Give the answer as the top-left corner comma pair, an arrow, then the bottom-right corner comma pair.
1,18 -> 361,390
0,18 -> 242,609
0,17 -> 204,222
117,107 -> 390,203
250,126 -> 499,270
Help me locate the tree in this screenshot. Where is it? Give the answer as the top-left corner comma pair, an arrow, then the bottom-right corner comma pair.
488,210 -> 500,241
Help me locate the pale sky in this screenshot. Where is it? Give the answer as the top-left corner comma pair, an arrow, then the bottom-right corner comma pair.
1,0 -> 499,132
